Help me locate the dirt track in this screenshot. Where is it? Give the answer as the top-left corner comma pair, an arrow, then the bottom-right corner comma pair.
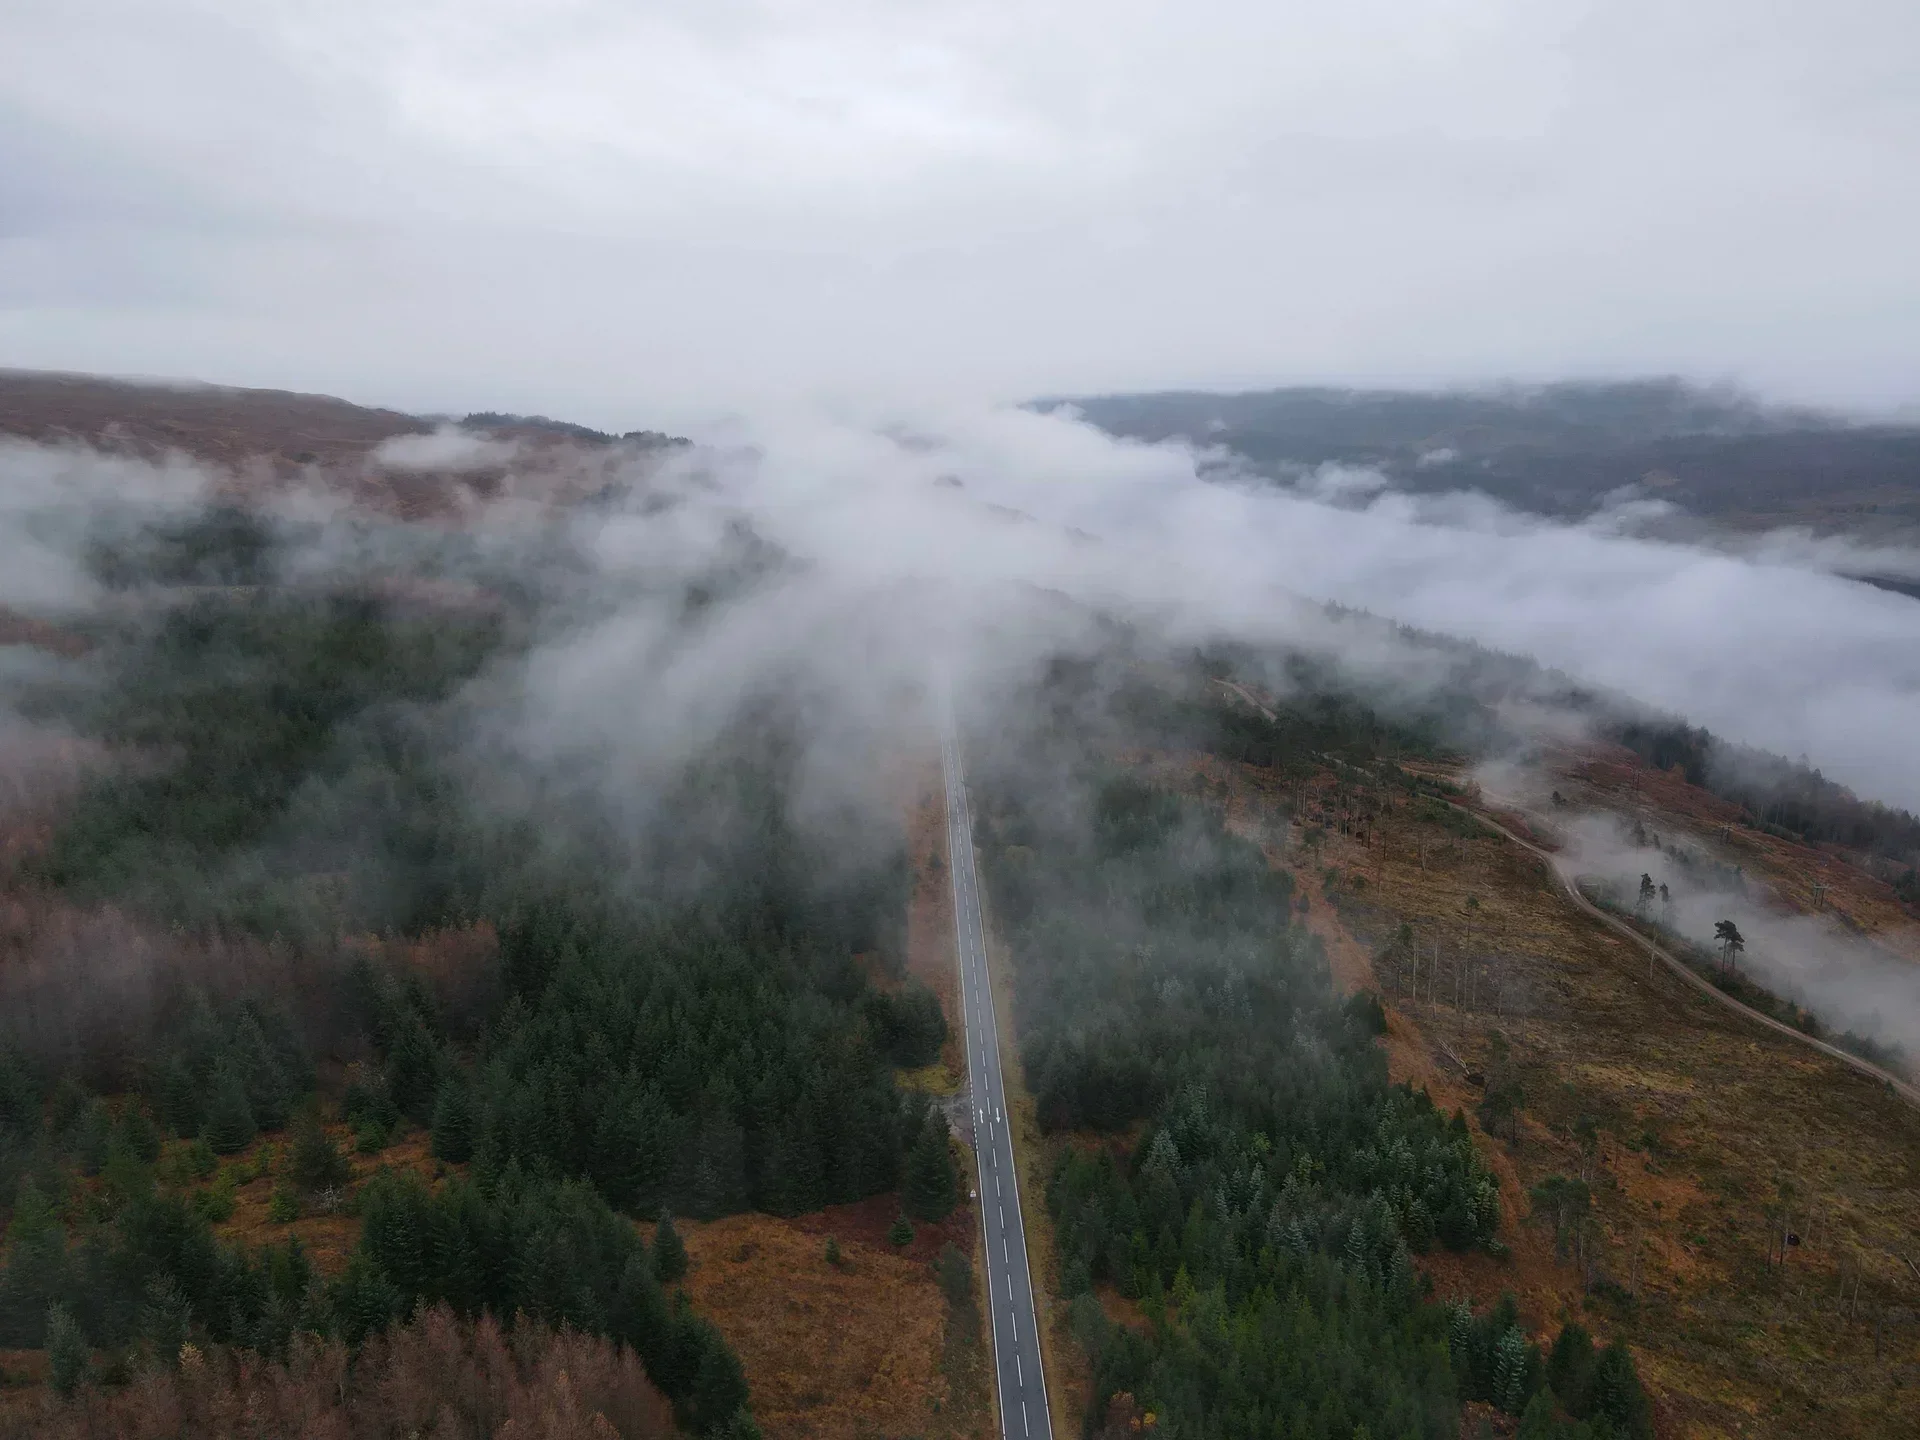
1455,798 -> 1920,1112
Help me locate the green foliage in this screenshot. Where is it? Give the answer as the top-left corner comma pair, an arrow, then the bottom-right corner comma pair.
1587,1342 -> 1654,1439
888,1214 -> 914,1246
38,588 -> 505,933
654,1213 -> 688,1284
267,1185 -> 300,1223
935,1242 -> 972,1309
158,1057 -> 202,1139
864,982 -> 948,1067
115,1105 -> 162,1167
139,1274 -> 191,1368
1546,1324 -> 1595,1415
346,1169 -> 748,1433
823,1236 -> 842,1267
201,1069 -> 257,1156
430,1070 -> 477,1164
194,1175 -> 237,1224
73,1098 -> 113,1176
288,1111 -> 350,1193
903,1122 -> 958,1221
46,1301 -> 88,1396
977,664 -> 1502,1439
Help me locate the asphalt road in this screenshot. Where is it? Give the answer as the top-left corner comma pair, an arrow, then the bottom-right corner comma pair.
941,731 -> 1055,1440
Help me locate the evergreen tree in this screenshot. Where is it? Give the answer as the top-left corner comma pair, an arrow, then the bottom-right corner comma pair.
202,1068 -> 258,1155
1516,1389 -> 1563,1440
889,1214 -> 914,1246
46,1301 -> 88,1396
158,1056 -> 202,1138
327,1252 -> 399,1347
1545,1322 -> 1595,1415
430,1072 -> 477,1164
115,1104 -> 163,1166
0,1179 -> 69,1346
288,1109 -> 350,1192
72,1097 -> 114,1175
654,1213 -> 688,1284
230,1015 -> 292,1131
903,1123 -> 958,1221
140,1274 -> 192,1368
1588,1342 -> 1654,1439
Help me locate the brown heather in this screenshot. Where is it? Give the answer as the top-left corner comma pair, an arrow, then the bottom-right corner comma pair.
1,1306 -> 675,1440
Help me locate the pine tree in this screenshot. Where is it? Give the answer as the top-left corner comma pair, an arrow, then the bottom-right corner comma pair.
1545,1323 -> 1595,1415
140,1275 -> 192,1368
653,1213 -> 688,1284
1494,1325 -> 1530,1412
889,1214 -> 915,1246
327,1252 -> 398,1347
158,1056 -> 202,1139
46,1302 -> 87,1396
231,1015 -> 291,1131
431,1072 -> 476,1164
202,1068 -> 258,1155
116,1104 -> 163,1166
903,1122 -> 957,1221
1588,1342 -> 1654,1439
0,1180 -> 68,1346
289,1109 -> 350,1192
1515,1389 -> 1562,1440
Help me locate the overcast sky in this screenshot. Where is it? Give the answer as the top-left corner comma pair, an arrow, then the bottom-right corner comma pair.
3,1 -> 1917,425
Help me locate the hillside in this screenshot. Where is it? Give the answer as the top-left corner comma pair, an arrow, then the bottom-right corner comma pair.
2,372 -> 1915,1439
1054,381 -> 1920,550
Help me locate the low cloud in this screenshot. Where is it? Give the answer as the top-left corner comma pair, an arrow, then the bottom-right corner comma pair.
371,425 -> 516,472
1544,805 -> 1920,1057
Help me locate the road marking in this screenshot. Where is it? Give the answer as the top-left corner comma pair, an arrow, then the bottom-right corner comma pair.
1017,1354 -> 1023,1385
1007,1274 -> 1014,1301
1023,1400 -> 1030,1435
1002,1237 -> 1009,1262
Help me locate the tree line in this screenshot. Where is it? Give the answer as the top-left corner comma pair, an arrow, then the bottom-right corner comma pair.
972,651 -> 1651,1438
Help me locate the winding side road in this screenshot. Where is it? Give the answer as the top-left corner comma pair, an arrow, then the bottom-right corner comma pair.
1454,800 -> 1920,1112
1216,678 -> 1919,1111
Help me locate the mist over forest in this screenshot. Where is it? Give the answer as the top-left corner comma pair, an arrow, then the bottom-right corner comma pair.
0,377 -> 1914,1438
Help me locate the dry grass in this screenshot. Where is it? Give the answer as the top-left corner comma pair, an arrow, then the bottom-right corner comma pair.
662,769 -> 995,1440
208,1125 -> 443,1271
0,1304 -> 675,1440
1151,744 -> 1920,1439
678,1211 -> 964,1440
1556,741 -> 1920,965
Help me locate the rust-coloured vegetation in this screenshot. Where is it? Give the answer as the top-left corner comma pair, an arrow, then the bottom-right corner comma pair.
1147,735 -> 1920,1439
0,1304 -> 674,1440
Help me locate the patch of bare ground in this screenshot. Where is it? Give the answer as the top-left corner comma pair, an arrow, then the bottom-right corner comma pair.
1187,747 -> 1920,1440
679,1208 -> 980,1440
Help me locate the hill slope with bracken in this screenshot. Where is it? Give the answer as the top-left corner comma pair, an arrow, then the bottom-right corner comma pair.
0,369 -> 688,519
